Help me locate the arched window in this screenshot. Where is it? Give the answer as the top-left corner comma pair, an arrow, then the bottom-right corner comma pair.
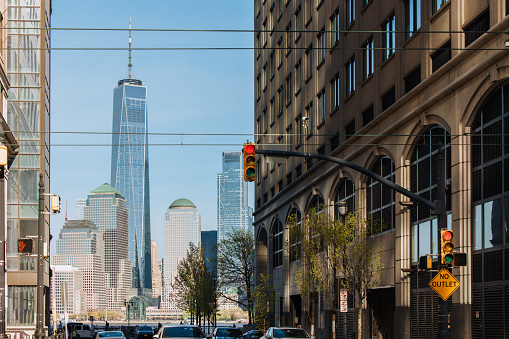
272,220 -> 284,268
334,179 -> 355,220
472,85 -> 509,250
410,126 -> 451,262
367,156 -> 395,234
288,208 -> 302,262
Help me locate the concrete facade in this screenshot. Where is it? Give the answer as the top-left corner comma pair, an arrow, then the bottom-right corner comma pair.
254,0 -> 509,337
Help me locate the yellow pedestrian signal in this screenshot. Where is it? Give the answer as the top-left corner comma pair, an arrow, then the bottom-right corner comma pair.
441,230 -> 454,265
243,143 -> 256,182
419,255 -> 432,270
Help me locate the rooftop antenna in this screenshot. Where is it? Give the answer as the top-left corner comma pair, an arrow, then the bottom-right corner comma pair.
65,200 -> 68,221
128,18 -> 132,79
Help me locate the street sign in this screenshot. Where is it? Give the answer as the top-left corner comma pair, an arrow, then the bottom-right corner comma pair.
340,289 -> 348,313
429,268 -> 461,301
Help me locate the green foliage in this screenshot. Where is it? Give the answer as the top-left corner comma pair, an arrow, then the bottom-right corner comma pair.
171,242 -> 216,325
216,227 -> 255,323
253,274 -> 277,331
287,209 -> 384,310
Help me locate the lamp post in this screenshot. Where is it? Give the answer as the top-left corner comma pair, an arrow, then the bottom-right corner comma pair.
34,174 -> 60,339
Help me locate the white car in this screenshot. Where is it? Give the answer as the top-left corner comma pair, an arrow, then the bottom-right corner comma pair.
94,331 -> 126,339
154,324 -> 206,339
263,327 -> 311,339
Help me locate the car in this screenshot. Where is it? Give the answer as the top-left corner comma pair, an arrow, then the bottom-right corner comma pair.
137,325 -> 155,339
211,327 -> 242,339
262,327 -> 310,339
154,324 -> 206,339
242,330 -> 264,339
68,323 -> 95,339
94,331 -> 126,339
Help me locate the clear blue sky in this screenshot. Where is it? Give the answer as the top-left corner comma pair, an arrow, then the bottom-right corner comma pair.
49,0 -> 255,259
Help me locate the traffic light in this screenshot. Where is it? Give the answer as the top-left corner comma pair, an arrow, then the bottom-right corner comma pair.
441,229 -> 454,265
18,238 -> 34,254
243,143 -> 256,182
419,255 -> 432,270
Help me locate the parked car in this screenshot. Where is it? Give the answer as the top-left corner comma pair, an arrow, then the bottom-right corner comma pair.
262,327 -> 310,339
137,325 -> 155,339
154,324 -> 206,339
211,327 -> 242,339
94,331 -> 126,339
68,323 -> 95,339
242,330 -> 264,339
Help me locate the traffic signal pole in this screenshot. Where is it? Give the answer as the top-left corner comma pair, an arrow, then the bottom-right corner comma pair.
34,174 -> 45,339
255,147 -> 449,338
435,149 -> 449,339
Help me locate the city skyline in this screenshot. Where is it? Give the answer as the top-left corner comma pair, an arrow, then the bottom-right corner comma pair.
49,0 -> 255,261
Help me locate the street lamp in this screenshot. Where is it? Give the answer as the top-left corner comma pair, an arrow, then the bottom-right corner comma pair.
337,201 -> 348,216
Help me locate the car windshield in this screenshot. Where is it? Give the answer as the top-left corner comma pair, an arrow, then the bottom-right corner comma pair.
216,328 -> 242,337
99,332 -> 124,337
139,326 -> 153,331
273,329 -> 310,338
162,327 -> 204,338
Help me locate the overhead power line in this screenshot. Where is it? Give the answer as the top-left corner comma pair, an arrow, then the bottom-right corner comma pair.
2,26 -> 507,35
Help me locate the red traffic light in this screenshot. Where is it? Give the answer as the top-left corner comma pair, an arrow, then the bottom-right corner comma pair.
441,230 -> 454,265
245,144 -> 255,155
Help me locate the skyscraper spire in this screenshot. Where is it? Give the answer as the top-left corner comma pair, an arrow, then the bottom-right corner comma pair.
128,18 -> 132,79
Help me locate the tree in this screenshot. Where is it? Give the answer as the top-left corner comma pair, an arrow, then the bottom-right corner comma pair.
216,227 -> 255,323
288,209 -> 383,339
171,242 -> 216,327
253,273 -> 277,331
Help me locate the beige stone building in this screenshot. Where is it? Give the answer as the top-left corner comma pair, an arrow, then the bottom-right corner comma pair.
253,0 -> 509,337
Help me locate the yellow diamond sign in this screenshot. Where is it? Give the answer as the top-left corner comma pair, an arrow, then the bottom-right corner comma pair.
429,268 -> 461,301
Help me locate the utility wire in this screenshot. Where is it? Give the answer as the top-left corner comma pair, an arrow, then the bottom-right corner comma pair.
8,130 -> 508,138
2,26 -> 507,34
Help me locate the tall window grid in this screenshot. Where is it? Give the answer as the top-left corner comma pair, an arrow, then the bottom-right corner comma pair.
346,57 -> 355,96
364,37 -> 374,79
295,60 -> 302,93
305,102 -> 314,135
306,45 -> 313,79
331,10 -> 340,46
295,6 -> 302,41
406,0 -> 421,38
318,89 -> 326,123
318,28 -> 326,63
383,15 -> 395,61
285,73 -> 292,105
347,0 -> 355,26
306,0 -> 313,23
332,73 -> 340,109
367,156 -> 396,234
433,0 -> 448,13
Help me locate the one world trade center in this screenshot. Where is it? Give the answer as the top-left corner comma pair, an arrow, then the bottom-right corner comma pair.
110,24 -> 152,293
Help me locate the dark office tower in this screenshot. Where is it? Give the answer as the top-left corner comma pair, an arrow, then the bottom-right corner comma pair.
110,22 -> 151,292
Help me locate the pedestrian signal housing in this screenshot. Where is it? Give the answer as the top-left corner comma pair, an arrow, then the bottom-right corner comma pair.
18,238 -> 34,254
243,143 -> 256,182
441,230 -> 454,265
419,255 -> 432,270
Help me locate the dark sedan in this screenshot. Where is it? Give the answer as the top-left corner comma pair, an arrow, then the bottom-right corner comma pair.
137,326 -> 154,339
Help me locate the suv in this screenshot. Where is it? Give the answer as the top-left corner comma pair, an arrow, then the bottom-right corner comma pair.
68,323 -> 95,339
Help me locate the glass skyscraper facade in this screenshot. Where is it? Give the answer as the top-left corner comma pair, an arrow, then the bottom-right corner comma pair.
217,151 -> 252,242
111,78 -> 152,291
5,0 -> 51,329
